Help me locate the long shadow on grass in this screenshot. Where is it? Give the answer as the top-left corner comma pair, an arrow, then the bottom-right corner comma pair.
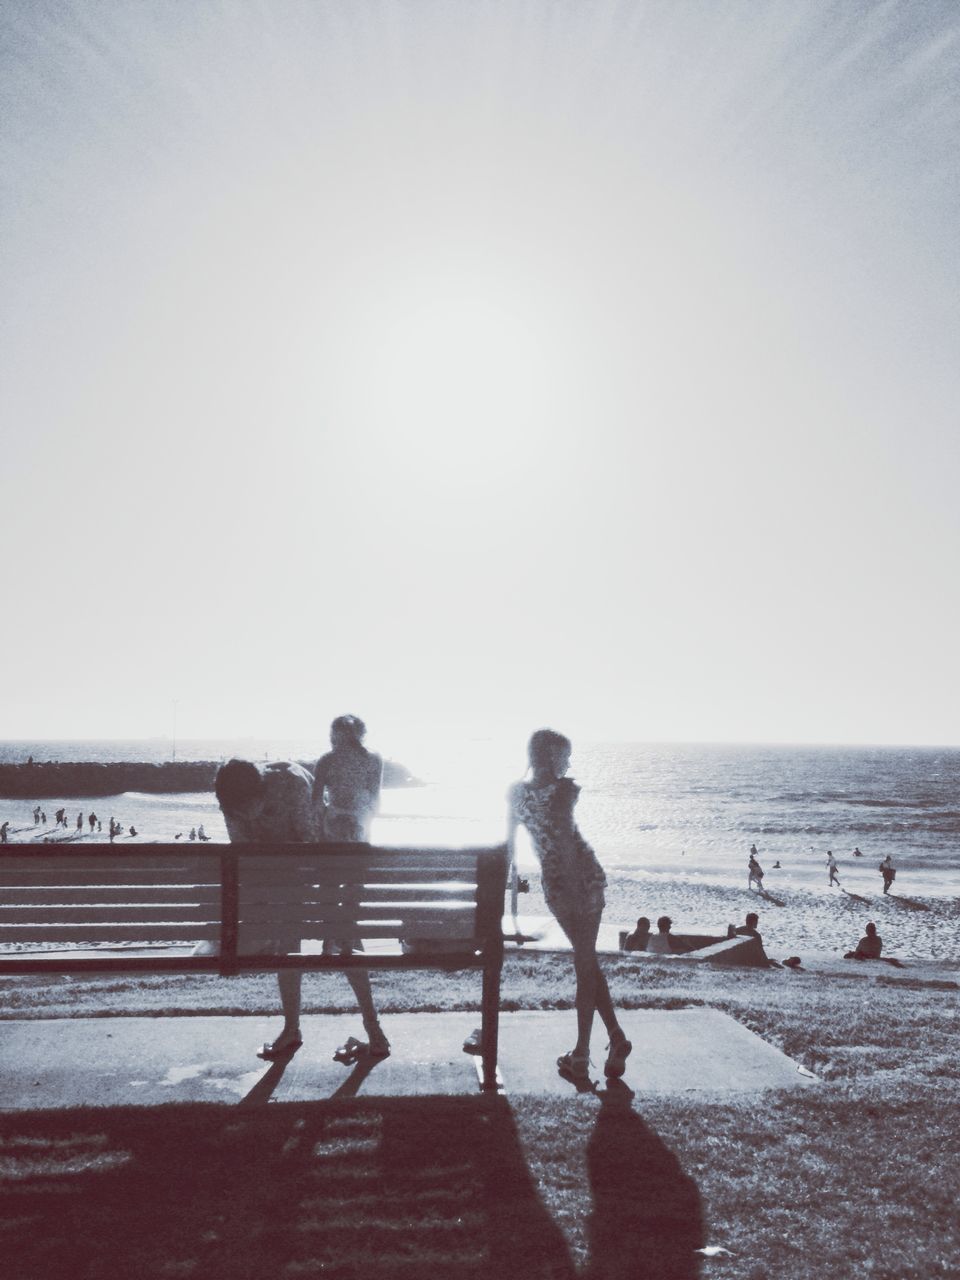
585,1081 -> 704,1279
0,1096 -> 575,1280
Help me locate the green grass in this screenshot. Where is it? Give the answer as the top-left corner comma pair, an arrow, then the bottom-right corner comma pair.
0,955 -> 957,1278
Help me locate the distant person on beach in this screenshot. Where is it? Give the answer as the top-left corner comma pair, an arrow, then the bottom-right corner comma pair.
853,846 -> 863,857
76,813 -> 83,833
197,824 -> 209,841
730,911 -> 762,940
646,916 -> 675,955
0,822 -> 8,844
189,827 -> 197,841
508,729 -> 631,1088
879,855 -> 896,894
129,826 -> 137,837
311,714 -> 382,841
845,922 -> 882,960
728,912 -> 775,966
33,806 -> 40,825
88,812 -> 97,832
108,818 -> 116,842
41,810 -> 47,825
55,808 -> 64,827
772,860 -> 782,869
215,756 -> 388,1063
748,851 -> 764,892
623,917 -> 651,951
827,851 -> 840,887
96,819 -> 101,831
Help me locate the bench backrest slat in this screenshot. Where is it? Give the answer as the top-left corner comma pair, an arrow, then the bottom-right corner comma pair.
0,842 -> 506,958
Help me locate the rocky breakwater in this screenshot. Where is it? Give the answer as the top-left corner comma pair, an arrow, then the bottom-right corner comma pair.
0,761 -> 218,798
0,758 -> 422,798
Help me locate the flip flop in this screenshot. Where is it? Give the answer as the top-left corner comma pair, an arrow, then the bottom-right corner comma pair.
257,1035 -> 303,1061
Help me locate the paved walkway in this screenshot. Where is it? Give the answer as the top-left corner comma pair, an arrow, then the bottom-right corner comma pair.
0,1008 -> 816,1111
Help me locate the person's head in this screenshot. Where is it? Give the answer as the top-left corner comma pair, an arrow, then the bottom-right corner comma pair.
656,915 -> 672,934
330,714 -> 366,749
527,728 -> 571,778
865,922 -> 877,937
635,916 -> 650,932
745,912 -> 759,929
214,758 -> 264,819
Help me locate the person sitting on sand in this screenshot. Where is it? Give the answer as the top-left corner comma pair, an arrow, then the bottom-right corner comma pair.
748,851 -> 764,892
623,916 -> 651,951
730,911 -> 762,940
215,756 -> 389,1063
646,915 -> 675,955
845,921 -> 882,961
508,728 -> 631,1088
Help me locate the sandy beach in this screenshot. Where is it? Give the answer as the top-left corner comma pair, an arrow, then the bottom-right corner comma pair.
2,792 -> 957,967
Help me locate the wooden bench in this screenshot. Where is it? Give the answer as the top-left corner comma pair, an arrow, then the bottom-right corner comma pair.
0,842 -> 508,1091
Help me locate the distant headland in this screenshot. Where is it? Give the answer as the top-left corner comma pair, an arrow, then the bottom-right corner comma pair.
0,759 -> 422,798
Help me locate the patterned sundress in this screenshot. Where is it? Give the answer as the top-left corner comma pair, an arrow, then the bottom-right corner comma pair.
509,776 -> 607,931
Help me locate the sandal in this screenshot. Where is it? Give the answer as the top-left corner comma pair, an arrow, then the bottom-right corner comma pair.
257,1033 -> 303,1061
365,1022 -> 391,1059
604,1032 -> 632,1079
557,1051 -> 594,1088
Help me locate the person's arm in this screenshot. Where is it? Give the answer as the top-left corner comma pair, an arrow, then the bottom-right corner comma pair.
506,786 -> 521,925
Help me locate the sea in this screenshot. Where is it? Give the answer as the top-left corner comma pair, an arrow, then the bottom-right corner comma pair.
1,739 -> 958,899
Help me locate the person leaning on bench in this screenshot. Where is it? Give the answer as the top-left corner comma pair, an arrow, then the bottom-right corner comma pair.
214,749 -> 389,1063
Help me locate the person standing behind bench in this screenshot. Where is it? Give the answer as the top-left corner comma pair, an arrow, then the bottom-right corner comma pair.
214,756 -> 388,1062
508,728 -> 631,1088
311,715 -> 390,1059
312,714 -> 382,841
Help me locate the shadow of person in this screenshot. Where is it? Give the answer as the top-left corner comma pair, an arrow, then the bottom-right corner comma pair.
584,1080 -> 704,1280
0,1095 -> 576,1280
759,890 -> 785,907
891,896 -> 929,912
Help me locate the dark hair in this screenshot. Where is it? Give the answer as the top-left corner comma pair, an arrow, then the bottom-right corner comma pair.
636,916 -> 650,929
656,915 -> 672,932
527,728 -> 571,772
746,912 -> 759,927
865,922 -> 877,935
214,758 -> 263,812
331,714 -> 366,745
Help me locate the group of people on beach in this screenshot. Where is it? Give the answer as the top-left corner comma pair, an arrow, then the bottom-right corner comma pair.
214,716 -> 631,1089
746,844 -> 898,894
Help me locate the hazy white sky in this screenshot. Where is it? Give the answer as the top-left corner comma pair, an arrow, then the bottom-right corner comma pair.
2,0 -> 958,746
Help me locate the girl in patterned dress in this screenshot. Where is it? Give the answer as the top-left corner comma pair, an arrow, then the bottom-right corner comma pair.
507,729 -> 631,1087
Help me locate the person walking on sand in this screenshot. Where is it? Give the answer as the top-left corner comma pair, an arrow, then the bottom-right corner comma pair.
879,855 -> 896,894
748,849 -> 764,893
88,812 -> 97,832
76,812 -> 83,834
0,822 -> 8,844
215,755 -> 389,1063
507,728 -> 630,1088
827,850 -> 841,888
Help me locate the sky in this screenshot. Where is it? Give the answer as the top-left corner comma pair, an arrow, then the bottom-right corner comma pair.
1,0 -> 958,748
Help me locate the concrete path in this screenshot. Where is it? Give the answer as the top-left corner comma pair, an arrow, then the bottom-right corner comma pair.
0,1008 -> 816,1111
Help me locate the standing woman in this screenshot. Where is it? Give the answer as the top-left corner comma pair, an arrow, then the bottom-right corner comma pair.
312,714 -> 389,1057
508,729 -> 631,1086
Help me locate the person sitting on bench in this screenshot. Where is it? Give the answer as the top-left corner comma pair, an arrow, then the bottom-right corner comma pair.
646,916 -> 675,955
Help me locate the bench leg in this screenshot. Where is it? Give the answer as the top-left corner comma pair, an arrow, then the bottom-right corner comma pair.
480,956 -> 502,1091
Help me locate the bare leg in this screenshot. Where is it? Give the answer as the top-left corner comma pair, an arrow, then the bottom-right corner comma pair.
345,968 -> 390,1055
276,970 -> 302,1043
